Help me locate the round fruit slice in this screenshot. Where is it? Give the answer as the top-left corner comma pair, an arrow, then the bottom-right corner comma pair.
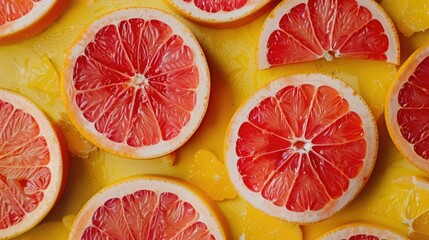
370,175 -> 429,239
385,43 -> 429,173
0,0 -> 68,44
318,223 -> 409,240
69,176 -> 228,239
165,0 -> 273,27
225,74 -> 378,223
63,8 -> 210,159
0,89 -> 66,239
257,0 -> 400,69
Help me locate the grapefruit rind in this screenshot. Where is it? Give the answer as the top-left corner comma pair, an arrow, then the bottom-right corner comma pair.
0,0 -> 69,44
62,8 -> 210,159
69,175 -> 228,240
225,74 -> 378,223
257,0 -> 400,69
164,0 -> 274,27
0,89 -> 64,239
317,223 -> 409,240
385,43 -> 429,173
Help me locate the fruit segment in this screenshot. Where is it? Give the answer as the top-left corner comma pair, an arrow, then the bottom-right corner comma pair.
258,0 -> 399,68
188,150 -> 238,201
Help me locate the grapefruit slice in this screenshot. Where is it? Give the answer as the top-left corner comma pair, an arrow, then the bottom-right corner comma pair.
165,0 -> 273,27
225,74 -> 378,223
0,0 -> 68,44
318,223 -> 408,240
257,0 -> 400,69
63,8 -> 210,159
385,43 -> 429,173
0,89 -> 67,239
69,175 -> 228,239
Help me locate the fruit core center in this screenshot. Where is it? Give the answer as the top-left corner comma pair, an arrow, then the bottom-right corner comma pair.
323,51 -> 335,61
132,74 -> 149,86
293,139 -> 312,153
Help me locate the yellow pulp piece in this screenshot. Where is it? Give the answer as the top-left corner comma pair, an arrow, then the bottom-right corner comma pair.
0,0 -> 427,239
188,150 -> 238,201
380,0 -> 429,37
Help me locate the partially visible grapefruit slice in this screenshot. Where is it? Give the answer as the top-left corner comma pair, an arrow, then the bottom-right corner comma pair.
69,175 -> 228,239
385,43 -> 429,173
225,74 -> 378,223
257,0 -> 400,69
318,223 -> 409,240
0,0 -> 68,44
0,89 -> 67,239
63,8 -> 210,159
165,0 -> 274,27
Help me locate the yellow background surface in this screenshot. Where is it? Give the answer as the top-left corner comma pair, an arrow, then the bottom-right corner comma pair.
0,0 -> 429,239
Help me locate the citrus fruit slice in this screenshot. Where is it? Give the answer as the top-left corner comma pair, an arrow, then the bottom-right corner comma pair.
165,0 -> 273,27
0,89 -> 67,239
257,0 -> 400,69
63,8 -> 210,159
69,175 -> 228,239
380,0 -> 429,37
318,223 -> 408,240
225,74 -> 378,223
385,43 -> 429,172
370,175 -> 429,239
0,0 -> 68,44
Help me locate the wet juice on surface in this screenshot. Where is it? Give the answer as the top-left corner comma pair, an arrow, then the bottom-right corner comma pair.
0,0 -> 428,239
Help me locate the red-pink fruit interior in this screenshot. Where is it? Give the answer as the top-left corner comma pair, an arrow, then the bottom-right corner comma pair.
182,0 -> 247,13
266,0 -> 390,66
0,0 -> 41,26
349,234 -> 379,240
0,99 -> 51,229
73,18 -> 199,147
397,56 -> 429,159
81,190 -> 215,240
236,84 -> 366,212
